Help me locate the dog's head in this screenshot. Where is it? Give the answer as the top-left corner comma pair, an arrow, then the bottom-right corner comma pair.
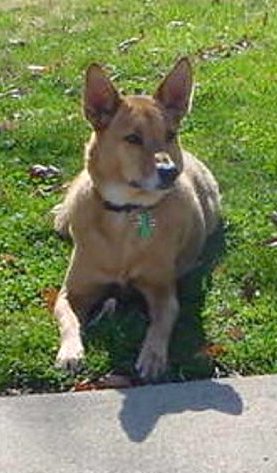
84,58 -> 194,207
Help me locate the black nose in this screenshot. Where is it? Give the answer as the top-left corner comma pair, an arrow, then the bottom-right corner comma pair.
157,162 -> 178,188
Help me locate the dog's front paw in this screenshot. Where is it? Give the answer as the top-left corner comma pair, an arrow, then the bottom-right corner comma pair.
136,335 -> 167,380
55,339 -> 84,374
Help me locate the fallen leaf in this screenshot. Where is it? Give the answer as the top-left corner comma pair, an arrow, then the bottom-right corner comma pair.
8,38 -> 26,47
263,236 -> 277,248
96,374 -> 135,389
0,88 -> 26,99
29,164 -> 62,179
240,274 -> 260,302
0,120 -> 17,132
72,374 -> 135,392
196,36 -> 252,62
31,182 -> 67,197
227,326 -> 245,341
71,379 -> 96,392
167,20 -> 185,28
41,287 -> 59,311
219,306 -> 237,318
200,343 -> 227,358
0,253 -> 17,266
27,64 -> 49,74
64,87 -> 79,96
118,37 -> 141,52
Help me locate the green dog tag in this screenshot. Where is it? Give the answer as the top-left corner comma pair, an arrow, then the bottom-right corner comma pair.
138,211 -> 154,239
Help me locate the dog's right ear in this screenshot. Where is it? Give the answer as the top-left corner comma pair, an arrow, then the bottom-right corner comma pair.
84,64 -> 121,130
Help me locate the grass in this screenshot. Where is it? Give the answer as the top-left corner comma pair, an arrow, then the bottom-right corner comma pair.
0,0 -> 276,393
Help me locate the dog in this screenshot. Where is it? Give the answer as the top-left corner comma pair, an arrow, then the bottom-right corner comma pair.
53,57 -> 220,380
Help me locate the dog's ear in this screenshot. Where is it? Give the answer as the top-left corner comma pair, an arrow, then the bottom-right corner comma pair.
154,57 -> 193,123
84,64 -> 121,130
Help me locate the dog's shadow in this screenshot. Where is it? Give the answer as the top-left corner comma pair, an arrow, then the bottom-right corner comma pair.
118,377 -> 243,442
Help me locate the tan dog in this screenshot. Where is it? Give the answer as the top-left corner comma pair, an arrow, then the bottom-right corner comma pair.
53,58 -> 220,379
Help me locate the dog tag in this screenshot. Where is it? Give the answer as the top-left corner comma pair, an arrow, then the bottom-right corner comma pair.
138,211 -> 155,239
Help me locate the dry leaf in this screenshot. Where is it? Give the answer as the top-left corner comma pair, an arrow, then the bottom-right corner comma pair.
72,374 -> 135,392
8,38 -> 26,47
196,36 -> 252,62
0,88 -> 26,99
118,37 -> 141,52
0,120 -> 17,132
27,64 -> 49,74
218,306 -> 236,318
41,287 -> 59,312
0,253 -> 17,266
263,236 -> 277,248
227,327 -> 245,341
167,20 -> 185,28
29,164 -> 62,179
200,343 -> 227,357
240,274 -> 260,302
71,379 -> 96,392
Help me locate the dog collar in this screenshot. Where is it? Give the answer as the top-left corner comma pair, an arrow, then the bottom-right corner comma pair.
103,200 -> 153,213
103,200 -> 156,239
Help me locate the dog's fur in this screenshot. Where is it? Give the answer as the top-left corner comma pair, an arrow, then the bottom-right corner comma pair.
53,58 -> 220,379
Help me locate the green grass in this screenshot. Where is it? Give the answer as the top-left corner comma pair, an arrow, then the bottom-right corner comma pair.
0,0 -> 276,393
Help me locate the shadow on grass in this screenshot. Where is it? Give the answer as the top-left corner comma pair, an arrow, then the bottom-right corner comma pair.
171,219 -> 227,380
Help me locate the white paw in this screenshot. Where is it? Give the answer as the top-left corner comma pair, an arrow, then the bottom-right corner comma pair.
55,339 -> 84,373
136,335 -> 167,380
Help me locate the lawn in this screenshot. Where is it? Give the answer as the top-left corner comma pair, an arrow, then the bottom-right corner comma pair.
0,0 -> 276,393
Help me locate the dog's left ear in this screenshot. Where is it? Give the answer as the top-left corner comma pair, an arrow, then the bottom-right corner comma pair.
84,63 -> 121,130
154,57 -> 193,123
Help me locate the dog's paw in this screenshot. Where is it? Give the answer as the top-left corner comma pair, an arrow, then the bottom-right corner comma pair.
136,336 -> 167,380
55,340 -> 84,374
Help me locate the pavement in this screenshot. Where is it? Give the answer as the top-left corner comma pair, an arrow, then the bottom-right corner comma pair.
0,375 -> 276,473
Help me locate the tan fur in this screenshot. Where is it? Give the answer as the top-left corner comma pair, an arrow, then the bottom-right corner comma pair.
53,58 -> 220,379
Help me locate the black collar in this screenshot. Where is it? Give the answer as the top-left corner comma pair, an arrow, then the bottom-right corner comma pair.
103,200 -> 154,213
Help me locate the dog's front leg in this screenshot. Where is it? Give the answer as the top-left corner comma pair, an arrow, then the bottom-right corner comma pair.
54,250 -> 101,373
135,283 -> 179,380
54,288 -> 86,373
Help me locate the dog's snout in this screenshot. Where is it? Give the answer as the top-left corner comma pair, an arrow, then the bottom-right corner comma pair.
157,162 -> 178,187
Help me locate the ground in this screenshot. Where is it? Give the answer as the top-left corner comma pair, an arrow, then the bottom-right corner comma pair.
0,0 -> 276,393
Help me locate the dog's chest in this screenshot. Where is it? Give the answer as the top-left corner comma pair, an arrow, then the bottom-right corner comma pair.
89,209 -> 177,283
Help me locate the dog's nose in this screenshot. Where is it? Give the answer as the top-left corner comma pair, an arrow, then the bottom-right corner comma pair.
156,161 -> 178,188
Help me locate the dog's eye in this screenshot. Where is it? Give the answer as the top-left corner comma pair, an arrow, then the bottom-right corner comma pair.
166,130 -> 177,142
124,134 -> 143,145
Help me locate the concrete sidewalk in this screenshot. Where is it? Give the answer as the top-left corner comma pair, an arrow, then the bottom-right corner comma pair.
0,375 -> 276,473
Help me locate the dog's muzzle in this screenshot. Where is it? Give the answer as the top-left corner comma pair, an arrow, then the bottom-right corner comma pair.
156,161 -> 178,189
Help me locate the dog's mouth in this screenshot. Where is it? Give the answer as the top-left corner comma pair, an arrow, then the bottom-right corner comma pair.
129,180 -> 175,191
129,166 -> 179,192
